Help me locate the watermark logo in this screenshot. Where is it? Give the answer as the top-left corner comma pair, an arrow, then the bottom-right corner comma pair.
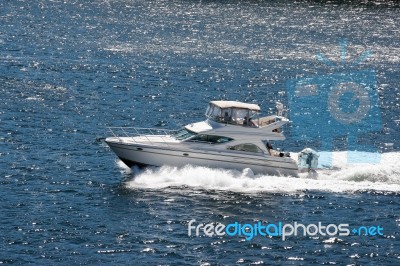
286,40 -> 382,167
188,219 -> 384,241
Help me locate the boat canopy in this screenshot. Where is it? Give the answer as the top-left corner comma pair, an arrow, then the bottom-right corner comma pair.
209,101 -> 260,111
206,100 -> 260,125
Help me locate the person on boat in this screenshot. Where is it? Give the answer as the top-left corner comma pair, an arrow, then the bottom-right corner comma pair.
266,142 -> 273,155
306,152 -> 314,173
243,116 -> 248,126
223,111 -> 232,122
243,117 -> 256,127
248,118 -> 256,127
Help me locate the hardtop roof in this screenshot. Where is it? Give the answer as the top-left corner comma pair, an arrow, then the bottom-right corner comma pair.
210,101 -> 261,111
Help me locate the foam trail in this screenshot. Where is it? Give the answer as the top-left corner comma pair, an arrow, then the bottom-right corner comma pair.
116,159 -> 132,174
124,152 -> 400,193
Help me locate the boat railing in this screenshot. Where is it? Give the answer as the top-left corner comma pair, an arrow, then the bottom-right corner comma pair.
107,127 -> 179,147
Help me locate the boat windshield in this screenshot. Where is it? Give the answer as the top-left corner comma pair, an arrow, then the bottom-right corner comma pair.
172,128 -> 197,140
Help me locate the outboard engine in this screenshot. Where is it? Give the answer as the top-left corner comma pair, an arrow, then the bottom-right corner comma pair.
298,148 -> 319,172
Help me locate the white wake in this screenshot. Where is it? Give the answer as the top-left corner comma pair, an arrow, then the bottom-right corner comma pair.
123,152 -> 400,193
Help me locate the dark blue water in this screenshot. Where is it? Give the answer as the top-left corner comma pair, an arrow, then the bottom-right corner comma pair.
1,0 -> 400,265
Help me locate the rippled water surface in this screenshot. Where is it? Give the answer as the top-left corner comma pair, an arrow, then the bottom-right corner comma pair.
1,0 -> 400,265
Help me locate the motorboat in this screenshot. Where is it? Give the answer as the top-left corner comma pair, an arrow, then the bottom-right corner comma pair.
105,100 -> 317,177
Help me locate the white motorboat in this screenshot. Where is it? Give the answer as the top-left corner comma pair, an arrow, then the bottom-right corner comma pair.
105,100 -> 316,177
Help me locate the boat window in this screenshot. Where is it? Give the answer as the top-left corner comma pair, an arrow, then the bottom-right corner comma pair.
189,134 -> 233,144
232,109 -> 248,123
221,108 -> 233,123
210,106 -> 222,119
234,109 -> 259,125
228,143 -> 264,153
172,128 -> 197,140
206,104 -> 259,125
205,104 -> 214,117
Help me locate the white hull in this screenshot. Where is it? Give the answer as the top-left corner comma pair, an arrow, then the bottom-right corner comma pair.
106,140 -> 299,177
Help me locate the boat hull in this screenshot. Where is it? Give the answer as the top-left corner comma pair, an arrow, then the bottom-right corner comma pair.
105,140 -> 299,177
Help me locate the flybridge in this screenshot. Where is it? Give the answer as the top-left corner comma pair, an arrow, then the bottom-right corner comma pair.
205,100 -> 287,129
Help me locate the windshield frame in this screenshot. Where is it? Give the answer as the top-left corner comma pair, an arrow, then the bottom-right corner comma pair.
171,128 -> 197,141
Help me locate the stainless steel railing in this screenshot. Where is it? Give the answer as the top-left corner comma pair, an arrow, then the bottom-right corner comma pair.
107,127 -> 178,147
